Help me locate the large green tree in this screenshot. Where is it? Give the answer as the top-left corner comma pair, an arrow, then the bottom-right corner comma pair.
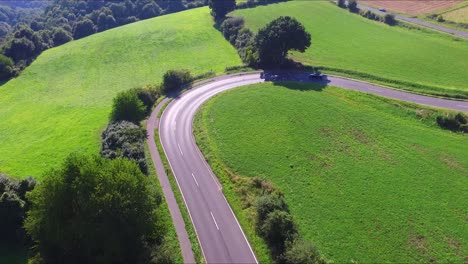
255,16 -> 311,66
208,0 -> 236,21
25,154 -> 165,264
110,89 -> 146,124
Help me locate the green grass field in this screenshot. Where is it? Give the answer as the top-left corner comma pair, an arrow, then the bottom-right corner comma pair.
195,82 -> 468,263
444,6 -> 468,23
0,7 -> 241,178
233,1 -> 468,98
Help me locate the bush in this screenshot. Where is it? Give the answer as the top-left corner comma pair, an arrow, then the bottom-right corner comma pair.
437,15 -> 445,22
162,69 -> 192,94
282,239 -> 327,264
220,17 -> 245,44
101,121 -> 148,175
0,54 -> 14,80
259,210 -> 297,254
436,112 -> 468,133
337,0 -> 346,8
131,85 -> 160,114
255,194 -> 289,223
25,154 -> 167,264
0,174 -> 36,245
52,27 -> 73,46
110,89 -> 146,123
383,14 -> 397,25
73,18 -> 96,39
347,0 -> 358,12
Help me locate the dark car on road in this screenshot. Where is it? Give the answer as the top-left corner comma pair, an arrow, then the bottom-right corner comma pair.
308,73 -> 325,80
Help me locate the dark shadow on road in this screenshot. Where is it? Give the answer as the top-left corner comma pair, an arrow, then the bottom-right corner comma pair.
261,70 -> 330,91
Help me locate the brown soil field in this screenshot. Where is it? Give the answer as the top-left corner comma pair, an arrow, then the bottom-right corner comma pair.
361,0 -> 463,15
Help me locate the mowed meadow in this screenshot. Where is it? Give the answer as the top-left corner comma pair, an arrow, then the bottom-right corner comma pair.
195,82 -> 468,263
233,1 -> 468,98
0,7 -> 241,177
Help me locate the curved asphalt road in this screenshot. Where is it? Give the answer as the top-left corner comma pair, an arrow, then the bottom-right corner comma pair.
358,4 -> 468,39
154,72 -> 468,264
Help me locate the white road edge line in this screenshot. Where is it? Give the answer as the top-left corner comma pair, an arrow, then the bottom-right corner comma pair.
457,105 -> 468,108
191,173 -> 199,187
177,143 -> 183,156
210,211 -> 220,231
221,193 -> 259,264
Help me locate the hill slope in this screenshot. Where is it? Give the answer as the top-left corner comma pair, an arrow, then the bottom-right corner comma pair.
233,1 -> 468,97
0,7 -> 241,177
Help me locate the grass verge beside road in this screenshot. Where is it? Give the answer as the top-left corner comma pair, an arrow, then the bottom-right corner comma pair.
194,82 -> 468,263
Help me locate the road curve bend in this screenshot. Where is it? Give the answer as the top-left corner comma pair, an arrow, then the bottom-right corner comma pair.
154,72 -> 468,263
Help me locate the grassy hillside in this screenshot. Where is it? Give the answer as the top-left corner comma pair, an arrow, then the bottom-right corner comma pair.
233,1 -> 468,97
195,82 -> 468,263
0,7 -> 241,177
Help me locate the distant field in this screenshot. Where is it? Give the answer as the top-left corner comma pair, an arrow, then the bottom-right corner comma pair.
444,6 -> 468,23
195,82 -> 468,263
361,0 -> 462,15
0,7 -> 241,177
233,1 -> 468,97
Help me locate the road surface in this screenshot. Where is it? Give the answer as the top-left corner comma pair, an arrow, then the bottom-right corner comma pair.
358,4 -> 468,39
152,72 -> 467,263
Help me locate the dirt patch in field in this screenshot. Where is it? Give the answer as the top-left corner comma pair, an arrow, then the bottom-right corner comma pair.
361,1 -> 462,15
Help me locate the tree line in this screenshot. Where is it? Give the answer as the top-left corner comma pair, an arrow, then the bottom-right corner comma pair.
0,0 -> 208,81
210,0 -> 311,68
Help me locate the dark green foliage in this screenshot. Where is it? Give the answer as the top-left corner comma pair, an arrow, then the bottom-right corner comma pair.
255,194 -> 288,223
3,37 -> 35,62
0,54 -> 13,80
0,174 -> 36,245
97,13 -> 118,32
236,0 -> 288,9
162,69 -> 193,94
235,28 -> 257,65
218,16 -> 257,65
110,90 -> 146,124
436,15 -> 444,22
73,18 -> 96,39
337,0 -> 346,8
255,16 -> 311,66
131,85 -> 161,114
220,17 -> 245,44
259,210 -> 297,254
383,14 -> 396,25
208,0 -> 236,21
140,3 -> 162,19
436,112 -> 468,133
0,22 -> 10,38
52,27 -> 72,46
347,0 -> 358,12
101,121 -> 148,175
24,154 -> 167,264
282,240 -> 326,264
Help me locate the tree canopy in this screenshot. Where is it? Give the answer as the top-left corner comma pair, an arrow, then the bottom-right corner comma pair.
110,89 -> 146,124
254,16 -> 311,66
208,0 -> 236,21
25,154 -> 165,264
